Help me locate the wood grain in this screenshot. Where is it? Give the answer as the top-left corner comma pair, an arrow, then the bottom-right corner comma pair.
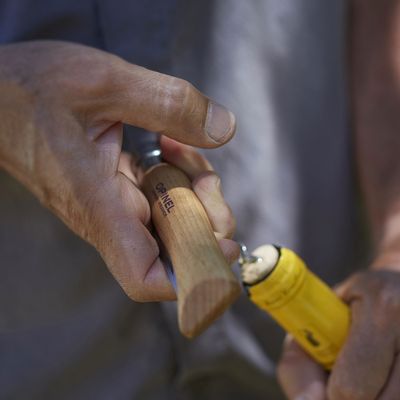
141,163 -> 241,338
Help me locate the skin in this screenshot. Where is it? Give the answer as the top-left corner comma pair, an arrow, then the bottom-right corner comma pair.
0,40 -> 238,303
278,1 -> 400,399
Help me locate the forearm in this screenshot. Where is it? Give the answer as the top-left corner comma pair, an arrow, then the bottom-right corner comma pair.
352,0 -> 400,268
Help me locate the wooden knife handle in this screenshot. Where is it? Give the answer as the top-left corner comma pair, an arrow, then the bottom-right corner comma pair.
141,163 -> 241,338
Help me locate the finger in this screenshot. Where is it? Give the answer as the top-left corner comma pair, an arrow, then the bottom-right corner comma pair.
192,172 -> 236,239
103,62 -> 236,148
117,140 -> 236,290
86,172 -> 176,302
218,238 -> 240,265
327,299 -> 395,400
160,135 -> 214,179
277,335 -> 327,400
161,136 -> 236,239
378,353 -> 400,400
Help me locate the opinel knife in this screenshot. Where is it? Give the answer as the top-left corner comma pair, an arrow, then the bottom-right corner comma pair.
131,130 -> 241,338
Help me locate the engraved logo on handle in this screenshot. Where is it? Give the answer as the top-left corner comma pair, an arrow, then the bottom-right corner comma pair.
155,182 -> 175,216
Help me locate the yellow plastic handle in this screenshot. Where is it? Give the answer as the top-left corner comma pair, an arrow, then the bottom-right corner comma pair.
247,246 -> 350,370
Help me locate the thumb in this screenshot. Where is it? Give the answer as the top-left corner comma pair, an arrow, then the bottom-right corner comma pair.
100,61 -> 236,148
277,335 -> 327,400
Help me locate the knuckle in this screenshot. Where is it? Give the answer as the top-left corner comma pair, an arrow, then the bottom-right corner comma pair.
188,147 -> 214,172
66,51 -> 116,93
77,55 -> 120,95
359,271 -> 400,312
161,77 -> 194,121
345,270 -> 400,331
64,54 -> 124,108
192,171 -> 216,191
219,206 -> 236,238
377,285 -> 400,310
124,287 -> 147,302
346,271 -> 370,293
117,270 -> 144,302
123,279 -> 155,303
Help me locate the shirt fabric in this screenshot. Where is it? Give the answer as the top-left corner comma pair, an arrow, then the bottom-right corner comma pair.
0,1 -> 365,399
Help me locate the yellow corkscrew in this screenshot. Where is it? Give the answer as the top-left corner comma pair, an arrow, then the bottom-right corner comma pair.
240,244 -> 350,370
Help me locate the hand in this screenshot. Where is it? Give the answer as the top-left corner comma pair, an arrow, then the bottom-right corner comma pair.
0,41 -> 237,302
277,270 -> 400,400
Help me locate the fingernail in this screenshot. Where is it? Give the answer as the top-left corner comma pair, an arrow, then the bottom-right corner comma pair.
205,102 -> 236,143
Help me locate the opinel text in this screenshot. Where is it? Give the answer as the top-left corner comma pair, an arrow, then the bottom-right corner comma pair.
155,182 -> 175,215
